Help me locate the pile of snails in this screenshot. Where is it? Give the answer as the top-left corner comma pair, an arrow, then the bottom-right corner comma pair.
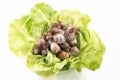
33,22 -> 80,60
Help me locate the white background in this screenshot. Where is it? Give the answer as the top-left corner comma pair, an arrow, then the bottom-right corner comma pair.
0,0 -> 120,80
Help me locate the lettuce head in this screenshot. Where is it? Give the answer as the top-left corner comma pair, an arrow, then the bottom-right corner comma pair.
8,2 -> 105,77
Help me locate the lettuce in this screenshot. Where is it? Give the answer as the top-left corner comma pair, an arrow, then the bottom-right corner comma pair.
8,2 -> 105,77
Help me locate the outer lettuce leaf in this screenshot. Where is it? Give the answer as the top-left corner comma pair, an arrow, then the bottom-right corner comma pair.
8,3 -> 56,57
8,2 -> 105,78
77,29 -> 105,70
8,18 -> 35,57
34,3 -> 57,19
51,9 -> 91,29
26,52 -> 60,77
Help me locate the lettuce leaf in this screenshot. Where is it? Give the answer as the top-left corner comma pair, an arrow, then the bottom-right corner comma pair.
8,2 -> 105,78
8,3 -> 56,57
78,29 -> 105,70
51,9 -> 91,29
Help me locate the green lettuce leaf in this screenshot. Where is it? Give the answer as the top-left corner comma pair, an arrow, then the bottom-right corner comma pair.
77,29 -> 105,70
26,52 -> 60,77
8,2 -> 105,78
51,9 -> 91,29
8,3 -> 56,57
